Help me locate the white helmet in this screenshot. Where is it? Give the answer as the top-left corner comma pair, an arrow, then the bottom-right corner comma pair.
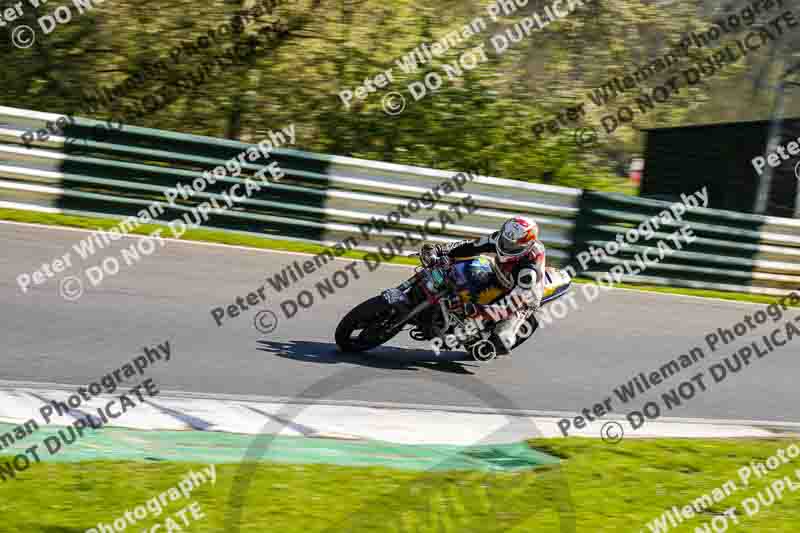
495,216 -> 538,261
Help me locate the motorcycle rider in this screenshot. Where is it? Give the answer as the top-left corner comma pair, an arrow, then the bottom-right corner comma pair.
421,216 -> 545,355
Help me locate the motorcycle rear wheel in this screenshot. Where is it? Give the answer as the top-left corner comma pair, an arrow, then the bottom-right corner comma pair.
335,296 -> 401,352
511,316 -> 539,350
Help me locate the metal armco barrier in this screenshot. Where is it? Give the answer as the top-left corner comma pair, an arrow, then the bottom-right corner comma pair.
0,105 -> 797,296
570,192 -> 800,296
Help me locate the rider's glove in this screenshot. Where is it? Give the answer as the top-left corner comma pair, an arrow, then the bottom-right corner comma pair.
419,243 -> 441,267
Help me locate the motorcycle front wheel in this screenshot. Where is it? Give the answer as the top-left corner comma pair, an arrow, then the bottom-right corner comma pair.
335,296 -> 402,352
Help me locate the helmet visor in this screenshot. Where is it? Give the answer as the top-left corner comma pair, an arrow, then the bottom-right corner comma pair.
498,232 -> 526,255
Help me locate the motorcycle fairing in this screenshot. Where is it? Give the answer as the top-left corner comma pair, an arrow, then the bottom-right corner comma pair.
450,257 -> 508,305
542,267 -> 571,303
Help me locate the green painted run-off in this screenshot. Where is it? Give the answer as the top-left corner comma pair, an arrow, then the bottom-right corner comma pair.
0,423 -> 558,471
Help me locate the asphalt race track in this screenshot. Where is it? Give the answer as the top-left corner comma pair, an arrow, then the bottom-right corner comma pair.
2,222 -> 799,424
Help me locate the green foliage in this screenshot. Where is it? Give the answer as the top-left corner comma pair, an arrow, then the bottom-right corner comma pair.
2,0 -> 798,193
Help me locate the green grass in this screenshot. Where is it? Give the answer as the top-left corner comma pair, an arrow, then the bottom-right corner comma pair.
2,438 -> 800,532
1,207 -> 792,304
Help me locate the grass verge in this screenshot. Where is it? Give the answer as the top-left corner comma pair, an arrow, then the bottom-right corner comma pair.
1,207 -> 793,304
2,438 -> 799,532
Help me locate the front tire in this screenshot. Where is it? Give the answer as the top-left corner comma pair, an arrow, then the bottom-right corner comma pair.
335,296 -> 401,352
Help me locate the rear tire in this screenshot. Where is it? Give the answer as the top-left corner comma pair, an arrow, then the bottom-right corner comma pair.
335,296 -> 400,352
512,316 -> 539,350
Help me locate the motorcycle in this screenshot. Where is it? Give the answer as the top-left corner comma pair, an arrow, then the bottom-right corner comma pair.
335,251 -> 573,361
